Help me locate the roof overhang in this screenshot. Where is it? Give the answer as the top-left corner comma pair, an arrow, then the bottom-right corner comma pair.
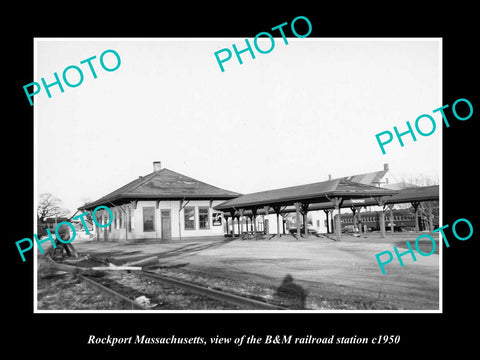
79,194 -> 242,211
214,185 -> 438,217
214,179 -> 398,213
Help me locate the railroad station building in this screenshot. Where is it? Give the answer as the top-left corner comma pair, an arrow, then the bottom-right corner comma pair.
79,161 -> 438,243
79,162 -> 240,242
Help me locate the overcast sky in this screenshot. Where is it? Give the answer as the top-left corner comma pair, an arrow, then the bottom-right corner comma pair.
35,38 -> 441,215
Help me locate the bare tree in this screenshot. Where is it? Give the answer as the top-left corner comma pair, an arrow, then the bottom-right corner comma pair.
399,175 -> 439,230
404,174 -> 439,187
37,193 -> 70,223
79,197 -> 94,224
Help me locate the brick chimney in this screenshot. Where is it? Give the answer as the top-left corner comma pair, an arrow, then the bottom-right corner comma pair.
153,161 -> 162,172
384,163 -> 389,171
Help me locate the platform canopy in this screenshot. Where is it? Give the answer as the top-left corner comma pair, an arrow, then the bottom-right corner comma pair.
307,184 -> 439,211
215,178 -> 396,211
214,178 -> 397,241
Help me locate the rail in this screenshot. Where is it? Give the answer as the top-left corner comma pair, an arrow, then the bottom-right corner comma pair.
44,256 -> 287,310
139,270 -> 287,310
76,274 -> 147,310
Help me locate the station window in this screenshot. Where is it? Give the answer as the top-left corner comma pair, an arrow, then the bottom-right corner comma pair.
199,207 -> 210,230
143,207 -> 155,232
184,207 -> 195,230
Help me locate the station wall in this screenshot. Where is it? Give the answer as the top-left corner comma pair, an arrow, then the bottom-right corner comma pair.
94,200 -> 227,241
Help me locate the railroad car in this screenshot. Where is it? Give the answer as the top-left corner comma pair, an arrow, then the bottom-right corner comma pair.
335,209 -> 437,232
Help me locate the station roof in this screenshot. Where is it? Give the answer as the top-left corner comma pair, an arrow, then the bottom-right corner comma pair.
214,178 -> 396,212
307,184 -> 439,211
383,184 -> 439,203
79,168 -> 241,210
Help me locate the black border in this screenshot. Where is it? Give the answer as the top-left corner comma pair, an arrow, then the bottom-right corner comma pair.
6,5 -> 478,356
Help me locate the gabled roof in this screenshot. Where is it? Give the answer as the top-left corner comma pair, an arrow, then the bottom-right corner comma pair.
80,168 -> 241,210
342,168 -> 388,186
214,178 -> 396,211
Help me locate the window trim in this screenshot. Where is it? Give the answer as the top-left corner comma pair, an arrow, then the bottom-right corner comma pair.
199,206 -> 210,230
142,206 -> 155,232
184,206 -> 196,230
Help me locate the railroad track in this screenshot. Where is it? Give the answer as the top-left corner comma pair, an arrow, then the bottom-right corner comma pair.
76,273 -> 147,310
139,270 -> 286,310
72,269 -> 287,310
46,256 -> 287,310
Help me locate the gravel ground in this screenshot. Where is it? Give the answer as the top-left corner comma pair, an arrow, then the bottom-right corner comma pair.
37,273 -> 128,310
152,265 -> 308,309
151,264 -> 396,310
36,255 -> 242,310
103,271 -> 241,310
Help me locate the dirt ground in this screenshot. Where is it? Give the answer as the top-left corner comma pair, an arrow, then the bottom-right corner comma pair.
38,231 -> 440,311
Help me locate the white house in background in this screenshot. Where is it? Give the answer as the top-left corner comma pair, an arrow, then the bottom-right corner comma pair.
79,162 -> 240,242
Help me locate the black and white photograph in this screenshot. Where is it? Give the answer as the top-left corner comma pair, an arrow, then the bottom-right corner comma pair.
7,6 -> 478,356
31,38 -> 442,311
33,37 -> 441,313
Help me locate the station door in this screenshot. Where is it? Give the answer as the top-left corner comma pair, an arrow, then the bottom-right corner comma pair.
161,210 -> 171,240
